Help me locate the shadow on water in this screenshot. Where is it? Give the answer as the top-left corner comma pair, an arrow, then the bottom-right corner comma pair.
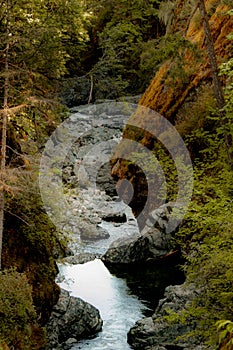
104,255 -> 186,316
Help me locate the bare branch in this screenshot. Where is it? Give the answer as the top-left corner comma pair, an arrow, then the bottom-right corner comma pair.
0,104 -> 28,115
6,145 -> 31,162
4,209 -> 31,226
88,74 -> 94,104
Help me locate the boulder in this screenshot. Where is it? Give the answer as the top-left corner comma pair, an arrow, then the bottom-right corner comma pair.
141,202 -> 185,235
46,289 -> 103,349
127,283 -> 205,350
101,211 -> 127,223
102,203 -> 183,265
102,227 -> 173,265
62,253 -> 102,265
63,338 -> 79,350
79,220 -> 110,240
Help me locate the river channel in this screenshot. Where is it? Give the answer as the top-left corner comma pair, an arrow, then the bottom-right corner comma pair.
50,103 -> 185,349
57,201 -> 184,350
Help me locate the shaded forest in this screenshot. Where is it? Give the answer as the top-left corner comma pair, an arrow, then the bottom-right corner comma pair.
0,0 -> 232,349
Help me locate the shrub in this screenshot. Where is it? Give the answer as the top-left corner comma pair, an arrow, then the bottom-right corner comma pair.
0,269 -> 36,349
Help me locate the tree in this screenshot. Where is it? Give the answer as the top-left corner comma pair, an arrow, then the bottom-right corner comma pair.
82,0 -> 163,99
0,0 -> 10,270
0,0 -> 89,140
0,0 -> 89,266
198,0 -> 232,167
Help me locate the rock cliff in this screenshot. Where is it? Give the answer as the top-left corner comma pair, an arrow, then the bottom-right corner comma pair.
111,1 -> 233,226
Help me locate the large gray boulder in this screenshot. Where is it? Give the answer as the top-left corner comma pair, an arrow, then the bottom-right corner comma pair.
46,289 -> 103,349
101,203 -> 182,265
102,227 -> 173,264
127,283 -> 208,350
140,202 -> 185,235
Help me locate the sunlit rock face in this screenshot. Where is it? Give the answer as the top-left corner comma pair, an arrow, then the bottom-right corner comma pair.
138,2 -> 232,123
110,2 -> 233,229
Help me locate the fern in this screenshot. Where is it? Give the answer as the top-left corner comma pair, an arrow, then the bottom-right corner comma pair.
216,320 -> 233,349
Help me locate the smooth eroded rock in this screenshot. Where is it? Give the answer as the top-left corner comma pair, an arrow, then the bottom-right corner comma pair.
102,203 -> 184,265
79,220 -> 110,240
62,253 -> 101,265
102,227 -> 173,265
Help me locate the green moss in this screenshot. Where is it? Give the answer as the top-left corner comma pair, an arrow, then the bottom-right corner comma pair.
2,168 -> 62,348
0,269 -> 36,349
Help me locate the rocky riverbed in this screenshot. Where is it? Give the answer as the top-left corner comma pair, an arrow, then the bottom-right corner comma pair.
44,102 -> 205,350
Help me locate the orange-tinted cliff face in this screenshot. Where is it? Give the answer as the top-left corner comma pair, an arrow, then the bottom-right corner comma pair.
111,1 -> 232,228
139,1 -> 232,123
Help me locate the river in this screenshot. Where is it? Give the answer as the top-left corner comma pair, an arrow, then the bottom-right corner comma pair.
58,259 -> 145,350
49,103 -> 184,349
56,200 -> 184,350
57,202 -> 147,350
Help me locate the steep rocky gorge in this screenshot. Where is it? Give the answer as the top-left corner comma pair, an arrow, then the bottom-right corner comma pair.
5,4 -> 231,345
40,102 -> 187,349
111,2 -> 233,220
1,1 -> 231,349
106,2 -> 233,349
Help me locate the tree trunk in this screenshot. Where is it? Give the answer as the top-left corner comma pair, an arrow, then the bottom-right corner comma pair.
198,0 -> 225,108
88,74 -> 94,104
198,0 -> 232,167
0,0 -> 10,269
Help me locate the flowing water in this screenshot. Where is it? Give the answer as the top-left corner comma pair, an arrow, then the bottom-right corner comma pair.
54,103 -> 185,349
57,206 -> 147,350
58,259 -> 146,350
57,212 -> 184,350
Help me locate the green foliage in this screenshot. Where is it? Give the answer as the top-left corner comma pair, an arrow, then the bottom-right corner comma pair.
84,0 -> 162,98
216,320 -> 233,349
165,43 -> 233,345
0,0 -> 89,141
0,0 -> 88,83
93,20 -> 142,98
139,33 -> 200,89
0,269 -> 36,349
163,160 -> 232,347
219,58 -> 233,158
172,119 -> 233,346
3,167 -> 61,323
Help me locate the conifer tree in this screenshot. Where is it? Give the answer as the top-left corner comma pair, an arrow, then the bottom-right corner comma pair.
0,0 -> 10,270
198,0 -> 232,167
0,0 -> 89,267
